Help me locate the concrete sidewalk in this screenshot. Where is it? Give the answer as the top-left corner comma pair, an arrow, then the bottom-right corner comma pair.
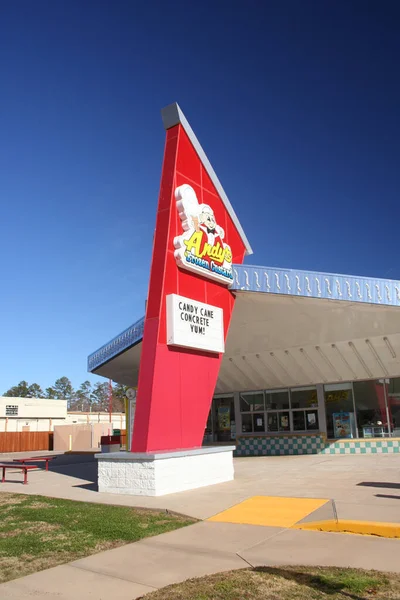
1,453 -> 400,599
0,453 -> 399,523
1,521 -> 400,599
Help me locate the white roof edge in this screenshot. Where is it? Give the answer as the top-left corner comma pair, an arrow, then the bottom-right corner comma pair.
161,102 -> 253,256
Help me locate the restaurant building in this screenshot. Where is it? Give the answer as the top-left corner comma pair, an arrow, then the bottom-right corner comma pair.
88,104 -> 400,459
89,262 -> 400,456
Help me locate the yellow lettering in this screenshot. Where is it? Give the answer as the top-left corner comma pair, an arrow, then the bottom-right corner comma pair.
183,231 -> 233,266
184,231 -> 203,255
210,243 -> 223,261
199,242 -> 211,258
223,246 -> 232,263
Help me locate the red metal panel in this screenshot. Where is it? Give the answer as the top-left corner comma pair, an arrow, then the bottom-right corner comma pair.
131,120 -> 247,452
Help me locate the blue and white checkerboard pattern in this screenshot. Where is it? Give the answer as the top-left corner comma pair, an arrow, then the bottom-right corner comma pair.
235,435 -> 400,456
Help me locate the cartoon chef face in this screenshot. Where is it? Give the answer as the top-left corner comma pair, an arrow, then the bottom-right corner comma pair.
199,205 -> 216,232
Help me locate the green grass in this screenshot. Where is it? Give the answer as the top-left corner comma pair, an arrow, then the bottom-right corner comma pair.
139,567 -> 399,600
0,492 -> 194,583
308,568 -> 390,595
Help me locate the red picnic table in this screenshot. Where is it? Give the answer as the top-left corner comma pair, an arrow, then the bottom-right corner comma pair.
13,456 -> 57,471
0,463 -> 36,485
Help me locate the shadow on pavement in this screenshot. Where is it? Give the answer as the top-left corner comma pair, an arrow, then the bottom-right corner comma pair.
49,454 -> 98,485
73,481 -> 98,492
375,493 -> 400,500
357,482 -> 400,489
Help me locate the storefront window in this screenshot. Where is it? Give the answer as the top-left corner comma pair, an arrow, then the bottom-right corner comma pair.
240,391 -> 264,412
241,413 -> 253,433
279,411 -> 290,431
266,412 -> 278,432
215,378 -> 400,442
292,410 -> 305,431
290,387 -> 319,432
324,383 -> 356,438
387,378 -> 400,437
265,390 -> 290,432
353,381 -> 390,438
253,413 -> 265,432
204,409 -> 214,443
241,412 -> 266,433
305,410 -> 319,430
265,390 -> 290,410
204,396 -> 235,442
239,386 -> 319,434
266,411 -> 290,432
291,387 -> 318,409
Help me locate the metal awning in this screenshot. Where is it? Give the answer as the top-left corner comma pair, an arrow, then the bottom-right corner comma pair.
88,265 -> 400,391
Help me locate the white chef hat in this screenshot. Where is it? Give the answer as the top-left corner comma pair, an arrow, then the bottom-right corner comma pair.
198,204 -> 214,215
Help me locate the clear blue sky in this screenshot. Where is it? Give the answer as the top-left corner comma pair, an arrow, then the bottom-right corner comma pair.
1,0 -> 399,393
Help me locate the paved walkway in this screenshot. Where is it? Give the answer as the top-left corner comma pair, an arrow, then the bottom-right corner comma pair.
0,453 -> 399,598
1,521 -> 400,599
0,452 -> 398,522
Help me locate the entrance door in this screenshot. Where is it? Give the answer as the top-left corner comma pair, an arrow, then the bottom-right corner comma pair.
214,396 -> 235,442
203,396 -> 236,444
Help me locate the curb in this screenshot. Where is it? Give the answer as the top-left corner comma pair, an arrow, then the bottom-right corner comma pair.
293,519 -> 400,538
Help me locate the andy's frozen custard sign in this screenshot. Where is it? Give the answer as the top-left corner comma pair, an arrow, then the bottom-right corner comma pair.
173,184 -> 233,285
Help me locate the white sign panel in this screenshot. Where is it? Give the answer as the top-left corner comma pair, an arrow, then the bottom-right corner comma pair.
166,294 -> 224,354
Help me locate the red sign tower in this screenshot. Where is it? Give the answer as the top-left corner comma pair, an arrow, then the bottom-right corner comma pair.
131,104 -> 251,453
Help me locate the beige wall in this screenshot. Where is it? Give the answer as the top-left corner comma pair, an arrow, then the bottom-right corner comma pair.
0,418 -> 64,433
53,423 -> 112,452
0,397 -> 67,419
66,412 -> 125,429
0,398 -> 125,433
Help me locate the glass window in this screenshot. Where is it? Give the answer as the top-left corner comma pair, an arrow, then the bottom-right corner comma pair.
354,381 -> 390,438
240,391 -> 264,412
238,386 -> 321,436
387,378 -> 400,437
253,413 -> 265,432
265,390 -> 290,410
292,409 -> 319,431
215,398 -> 235,442
306,410 -> 319,430
266,411 -> 290,432
278,411 -> 290,431
241,413 -> 253,433
266,412 -> 278,432
291,387 -> 318,409
293,411 -> 306,431
324,383 -> 355,438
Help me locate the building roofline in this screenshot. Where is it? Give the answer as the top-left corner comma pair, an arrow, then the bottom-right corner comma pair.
88,264 -> 400,374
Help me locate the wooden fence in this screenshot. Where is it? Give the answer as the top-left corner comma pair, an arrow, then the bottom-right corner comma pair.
0,432 -> 53,453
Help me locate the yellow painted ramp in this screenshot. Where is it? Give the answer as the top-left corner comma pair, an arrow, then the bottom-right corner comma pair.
208,496 -> 329,528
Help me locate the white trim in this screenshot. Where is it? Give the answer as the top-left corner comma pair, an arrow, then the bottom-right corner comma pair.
161,102 -> 253,256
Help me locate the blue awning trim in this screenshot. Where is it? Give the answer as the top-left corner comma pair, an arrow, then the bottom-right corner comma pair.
87,317 -> 145,373
232,264 -> 400,305
88,265 -> 400,373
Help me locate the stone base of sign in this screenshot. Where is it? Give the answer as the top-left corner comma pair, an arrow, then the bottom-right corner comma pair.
96,446 -> 235,496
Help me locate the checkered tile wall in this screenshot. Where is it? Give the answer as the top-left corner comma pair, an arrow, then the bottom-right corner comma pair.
235,435 -> 400,456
